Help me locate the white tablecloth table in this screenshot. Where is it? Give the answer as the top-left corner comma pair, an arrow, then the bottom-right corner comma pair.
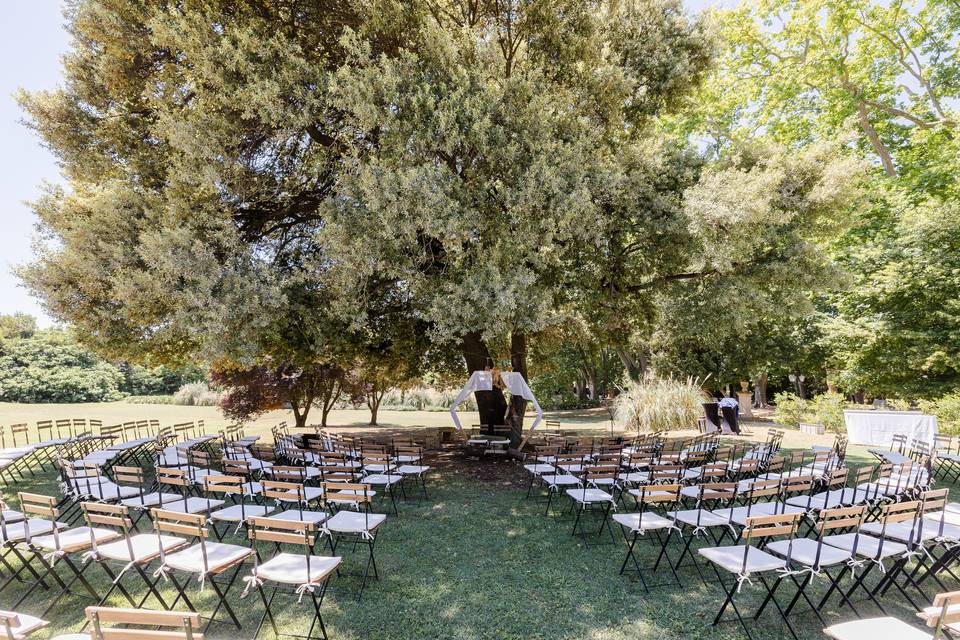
844,410 -> 938,447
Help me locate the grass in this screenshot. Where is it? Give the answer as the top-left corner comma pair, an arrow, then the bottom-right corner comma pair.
0,404 -> 945,639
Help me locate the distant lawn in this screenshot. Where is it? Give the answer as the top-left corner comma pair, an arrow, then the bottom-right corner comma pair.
0,416 -> 935,640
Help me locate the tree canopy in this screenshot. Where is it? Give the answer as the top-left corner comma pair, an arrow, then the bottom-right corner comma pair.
17,0 -> 894,424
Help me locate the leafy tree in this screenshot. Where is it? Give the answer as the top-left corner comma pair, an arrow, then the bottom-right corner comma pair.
16,0 -> 858,441
0,330 -> 124,402
0,313 -> 38,340
211,361 -> 354,428
823,194 -> 960,396
669,0 -> 960,400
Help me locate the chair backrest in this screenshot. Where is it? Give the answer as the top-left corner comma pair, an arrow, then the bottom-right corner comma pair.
891,433 -> 907,453
321,481 -> 372,507
221,458 -> 251,478
935,435 -> 953,454
261,479 -> 305,503
82,501 -> 134,536
10,424 -> 30,447
321,465 -> 360,483
920,488 -> 950,539
874,500 -> 921,550
153,509 -> 207,542
927,591 -> 960,638
248,516 -> 315,552
635,483 -> 681,512
395,446 -> 424,464
270,465 -> 310,483
54,418 -> 72,438
764,456 -> 785,476
16,492 -> 59,545
85,606 -> 203,640
698,482 -> 738,504
808,505 -> 867,570
744,478 -> 781,503
204,474 -> 250,499
156,467 -> 192,495
650,464 -> 683,483
742,512 -> 801,557
88,419 -> 102,435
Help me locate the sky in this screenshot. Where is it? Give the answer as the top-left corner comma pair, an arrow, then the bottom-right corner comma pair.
0,0 -> 727,328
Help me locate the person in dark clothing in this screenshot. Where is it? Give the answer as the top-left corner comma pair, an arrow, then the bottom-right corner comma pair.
718,393 -> 741,434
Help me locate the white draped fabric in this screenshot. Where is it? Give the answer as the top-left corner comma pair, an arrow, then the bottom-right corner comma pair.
843,409 -> 938,447
449,371 -> 543,434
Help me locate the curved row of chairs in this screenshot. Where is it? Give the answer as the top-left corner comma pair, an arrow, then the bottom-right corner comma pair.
521,428 -> 960,639
0,419 -> 434,639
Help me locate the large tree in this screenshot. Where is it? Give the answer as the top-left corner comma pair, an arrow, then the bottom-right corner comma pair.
19,0 -> 857,440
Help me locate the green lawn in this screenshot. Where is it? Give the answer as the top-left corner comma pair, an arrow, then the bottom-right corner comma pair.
0,404 -> 941,639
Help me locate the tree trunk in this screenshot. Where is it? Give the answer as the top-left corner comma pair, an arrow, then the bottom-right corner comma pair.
753,372 -> 768,408
617,347 -> 641,381
460,331 -> 507,434
367,382 -> 385,426
320,379 -> 342,427
292,403 -> 309,429
505,331 -> 528,447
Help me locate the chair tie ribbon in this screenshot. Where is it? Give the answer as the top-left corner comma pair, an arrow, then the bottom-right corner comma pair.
736,572 -> 753,593
152,565 -> 170,582
43,549 -> 66,566
846,557 -> 866,578
295,582 -> 322,604
240,575 -> 264,598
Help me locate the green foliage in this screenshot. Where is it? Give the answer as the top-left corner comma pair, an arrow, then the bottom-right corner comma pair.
824,195 -> 960,396
0,330 -> 125,403
808,392 -> 847,434
772,392 -> 808,428
121,363 -> 205,396
920,392 -> 960,436
613,375 -> 707,433
774,391 -> 848,433
172,382 -> 221,406
0,313 -> 37,339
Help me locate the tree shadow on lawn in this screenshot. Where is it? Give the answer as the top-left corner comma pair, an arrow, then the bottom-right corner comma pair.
0,456 -> 949,640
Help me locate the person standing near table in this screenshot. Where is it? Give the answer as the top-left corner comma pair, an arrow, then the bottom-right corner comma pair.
719,394 -> 741,434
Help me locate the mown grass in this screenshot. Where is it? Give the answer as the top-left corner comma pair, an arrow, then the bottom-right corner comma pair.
1,436 -> 948,640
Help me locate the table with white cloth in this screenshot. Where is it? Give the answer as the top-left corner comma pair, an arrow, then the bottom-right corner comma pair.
843,409 -> 938,447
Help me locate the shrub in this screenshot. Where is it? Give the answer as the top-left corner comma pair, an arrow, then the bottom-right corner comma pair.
920,391 -> 960,435
125,395 -> 177,405
613,375 -> 708,433
173,382 -> 221,406
885,397 -> 913,411
0,331 -> 125,402
809,392 -> 847,433
380,386 -> 477,412
772,392 -> 807,428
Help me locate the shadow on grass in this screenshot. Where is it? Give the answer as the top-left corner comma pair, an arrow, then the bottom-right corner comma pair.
0,449 -> 952,640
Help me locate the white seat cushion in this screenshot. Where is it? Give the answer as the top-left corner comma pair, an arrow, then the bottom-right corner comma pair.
72,482 -> 140,500
670,509 -> 732,529
324,510 -> 386,534
824,617 -> 931,640
766,538 -> 851,567
163,541 -> 252,574
253,552 -> 341,585
0,611 -> 48,638
362,473 -> 404,486
566,488 -> 614,504
30,526 -> 121,553
397,465 -> 430,475
96,534 -> 188,563
541,474 -> 581,488
121,492 -> 184,508
822,532 -> 906,559
523,463 -> 554,475
1,509 -> 25,523
265,510 -> 329,525
210,503 -> 275,522
0,519 -> 68,543
699,545 -> 787,574
155,497 -> 223,514
613,512 -> 674,532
